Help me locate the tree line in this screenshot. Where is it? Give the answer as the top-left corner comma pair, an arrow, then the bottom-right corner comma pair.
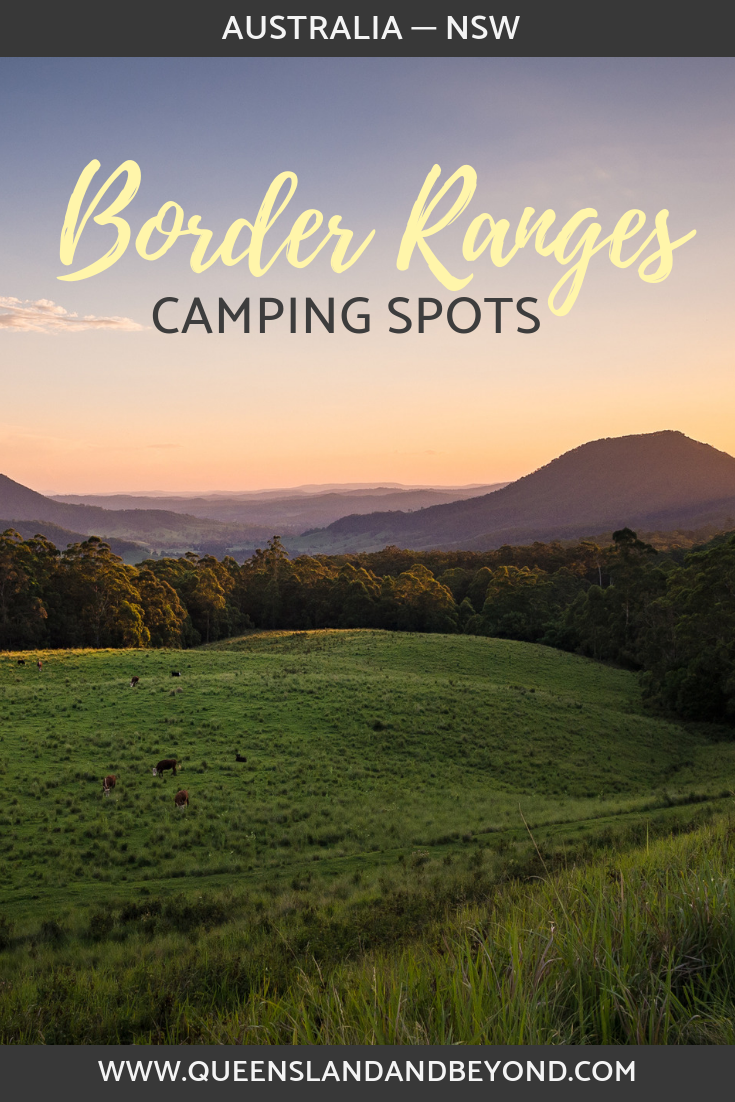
1,526 -> 733,724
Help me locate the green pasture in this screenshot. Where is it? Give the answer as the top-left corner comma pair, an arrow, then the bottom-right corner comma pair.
1,629 -> 734,921
3,629 -> 735,1042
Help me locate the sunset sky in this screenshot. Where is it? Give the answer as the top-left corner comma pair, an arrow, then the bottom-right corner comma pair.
0,56 -> 732,492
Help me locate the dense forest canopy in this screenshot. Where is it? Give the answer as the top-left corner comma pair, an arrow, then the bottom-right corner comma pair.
1,527 -> 734,724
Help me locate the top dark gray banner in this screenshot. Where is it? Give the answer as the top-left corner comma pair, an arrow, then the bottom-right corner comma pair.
4,1 -> 726,57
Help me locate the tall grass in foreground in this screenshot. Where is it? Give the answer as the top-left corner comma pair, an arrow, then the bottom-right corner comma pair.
201,821 -> 735,1045
3,820 -> 735,1043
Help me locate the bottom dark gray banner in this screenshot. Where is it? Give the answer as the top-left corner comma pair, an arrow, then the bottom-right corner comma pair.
0,1045 -> 731,1100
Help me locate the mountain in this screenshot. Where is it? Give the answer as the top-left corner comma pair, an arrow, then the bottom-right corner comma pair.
8,431 -> 735,559
296,432 -> 735,553
0,474 -> 278,555
50,484 -> 507,530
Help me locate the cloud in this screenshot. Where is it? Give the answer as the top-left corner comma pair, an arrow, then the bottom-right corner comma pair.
147,444 -> 182,450
0,297 -> 146,333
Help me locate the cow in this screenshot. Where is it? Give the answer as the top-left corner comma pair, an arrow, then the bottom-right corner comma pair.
235,753 -> 247,763
37,659 -> 43,672
171,671 -> 181,677
102,774 -> 117,796
174,789 -> 189,808
153,758 -> 177,777
130,676 -> 140,688
17,659 -> 25,666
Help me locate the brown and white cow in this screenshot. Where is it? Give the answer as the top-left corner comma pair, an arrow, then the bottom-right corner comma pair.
130,676 -> 140,688
102,774 -> 117,796
174,789 -> 189,808
153,758 -> 177,777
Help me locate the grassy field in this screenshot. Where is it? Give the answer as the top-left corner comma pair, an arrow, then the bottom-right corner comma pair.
1,629 -> 735,1042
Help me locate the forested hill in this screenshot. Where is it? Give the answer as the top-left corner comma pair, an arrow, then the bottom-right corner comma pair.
301,432 -> 735,552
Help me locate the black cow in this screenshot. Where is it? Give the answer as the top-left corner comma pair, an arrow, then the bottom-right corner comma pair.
153,758 -> 178,777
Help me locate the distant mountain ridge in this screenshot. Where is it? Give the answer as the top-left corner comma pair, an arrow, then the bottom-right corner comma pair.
0,474 -> 278,553
297,432 -> 735,552
51,481 -> 494,500
5,431 -> 735,558
0,472 -> 506,558
50,484 -> 507,529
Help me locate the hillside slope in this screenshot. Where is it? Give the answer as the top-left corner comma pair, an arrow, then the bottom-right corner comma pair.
2,631 -> 733,1044
0,474 -> 278,551
300,432 -> 735,552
